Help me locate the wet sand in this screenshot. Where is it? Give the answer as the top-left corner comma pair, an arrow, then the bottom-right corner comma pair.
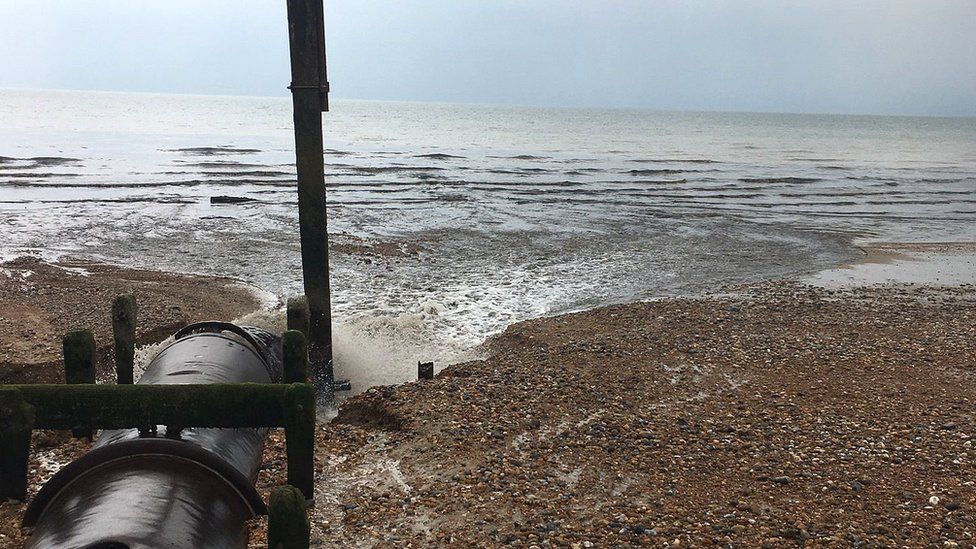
242,277 -> 976,548
807,242 -> 976,288
0,256 -> 268,547
0,255 -> 266,384
248,244 -> 976,548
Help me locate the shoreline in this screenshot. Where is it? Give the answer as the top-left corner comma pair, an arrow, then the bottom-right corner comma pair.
260,276 -> 976,547
806,241 -> 976,288
0,255 -> 269,385
2,244 -> 976,547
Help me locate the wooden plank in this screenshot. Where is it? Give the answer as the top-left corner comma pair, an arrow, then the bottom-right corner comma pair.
6,383 -> 312,430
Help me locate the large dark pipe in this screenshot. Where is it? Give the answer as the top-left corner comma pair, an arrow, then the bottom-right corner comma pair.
24,322 -> 283,549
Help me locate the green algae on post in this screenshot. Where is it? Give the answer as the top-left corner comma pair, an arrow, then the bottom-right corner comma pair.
284,383 -> 316,500
111,294 -> 138,385
0,388 -> 35,501
269,484 -> 311,549
283,330 -> 309,384
62,329 -> 96,438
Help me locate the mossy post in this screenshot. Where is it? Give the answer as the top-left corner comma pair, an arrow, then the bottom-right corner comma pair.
0,388 -> 35,501
10,384 -> 293,429
418,361 -> 434,380
63,329 -> 96,439
286,296 -> 311,341
112,294 -> 138,385
284,383 -> 316,501
283,330 -> 309,384
268,485 -> 311,549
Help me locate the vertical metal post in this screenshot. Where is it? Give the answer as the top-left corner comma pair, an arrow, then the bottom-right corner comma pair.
286,0 -> 333,398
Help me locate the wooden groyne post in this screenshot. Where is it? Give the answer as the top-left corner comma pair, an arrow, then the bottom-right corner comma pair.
283,330 -> 309,384
63,329 -> 95,439
0,388 -> 34,501
269,485 -> 311,549
286,0 -> 334,397
287,296 -> 311,342
112,294 -> 138,384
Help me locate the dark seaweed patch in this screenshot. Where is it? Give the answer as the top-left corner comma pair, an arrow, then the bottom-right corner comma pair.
739,177 -> 821,184
176,161 -> 272,168
211,195 -> 259,204
166,146 -> 261,156
627,169 -> 686,175
29,156 -> 82,167
414,153 -> 466,160
487,154 -> 552,161
629,158 -> 718,164
351,166 -> 446,175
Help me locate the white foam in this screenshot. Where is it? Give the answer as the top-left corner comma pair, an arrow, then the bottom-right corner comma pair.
332,310 -> 480,395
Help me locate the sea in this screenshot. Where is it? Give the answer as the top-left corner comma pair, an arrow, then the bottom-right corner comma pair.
2,88 -> 975,389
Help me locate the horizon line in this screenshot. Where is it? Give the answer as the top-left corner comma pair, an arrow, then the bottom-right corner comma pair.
3,85 -> 974,121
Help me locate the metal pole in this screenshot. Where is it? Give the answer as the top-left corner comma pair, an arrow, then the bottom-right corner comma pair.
286,0 -> 333,398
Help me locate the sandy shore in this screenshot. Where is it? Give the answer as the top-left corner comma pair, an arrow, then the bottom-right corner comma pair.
0,256 -> 268,547
4,246 -> 976,547
0,256 -> 267,384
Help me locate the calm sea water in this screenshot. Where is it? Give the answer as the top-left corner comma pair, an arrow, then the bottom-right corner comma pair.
2,89 -> 975,387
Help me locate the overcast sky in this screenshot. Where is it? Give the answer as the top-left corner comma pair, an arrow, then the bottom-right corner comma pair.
0,0 -> 973,116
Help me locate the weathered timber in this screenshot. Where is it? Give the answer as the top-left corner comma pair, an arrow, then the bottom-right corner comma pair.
7,383 -> 311,430
284,383 -> 316,500
287,0 -> 334,396
283,330 -> 309,384
62,329 -> 95,438
63,329 -> 96,385
111,294 -> 138,385
268,485 -> 311,549
0,388 -> 35,500
286,296 -> 311,341
313,0 -> 329,112
418,361 -> 434,380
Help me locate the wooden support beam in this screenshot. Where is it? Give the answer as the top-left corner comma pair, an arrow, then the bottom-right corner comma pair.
286,296 -> 311,341
268,485 -> 311,549
284,383 -> 316,500
0,388 -> 34,501
0,383 -> 316,502
286,0 -> 334,398
62,329 -> 95,438
7,383 -> 310,430
111,294 -> 138,385
283,330 -> 309,384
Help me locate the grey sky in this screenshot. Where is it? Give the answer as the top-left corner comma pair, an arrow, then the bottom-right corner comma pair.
0,0 -> 974,116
